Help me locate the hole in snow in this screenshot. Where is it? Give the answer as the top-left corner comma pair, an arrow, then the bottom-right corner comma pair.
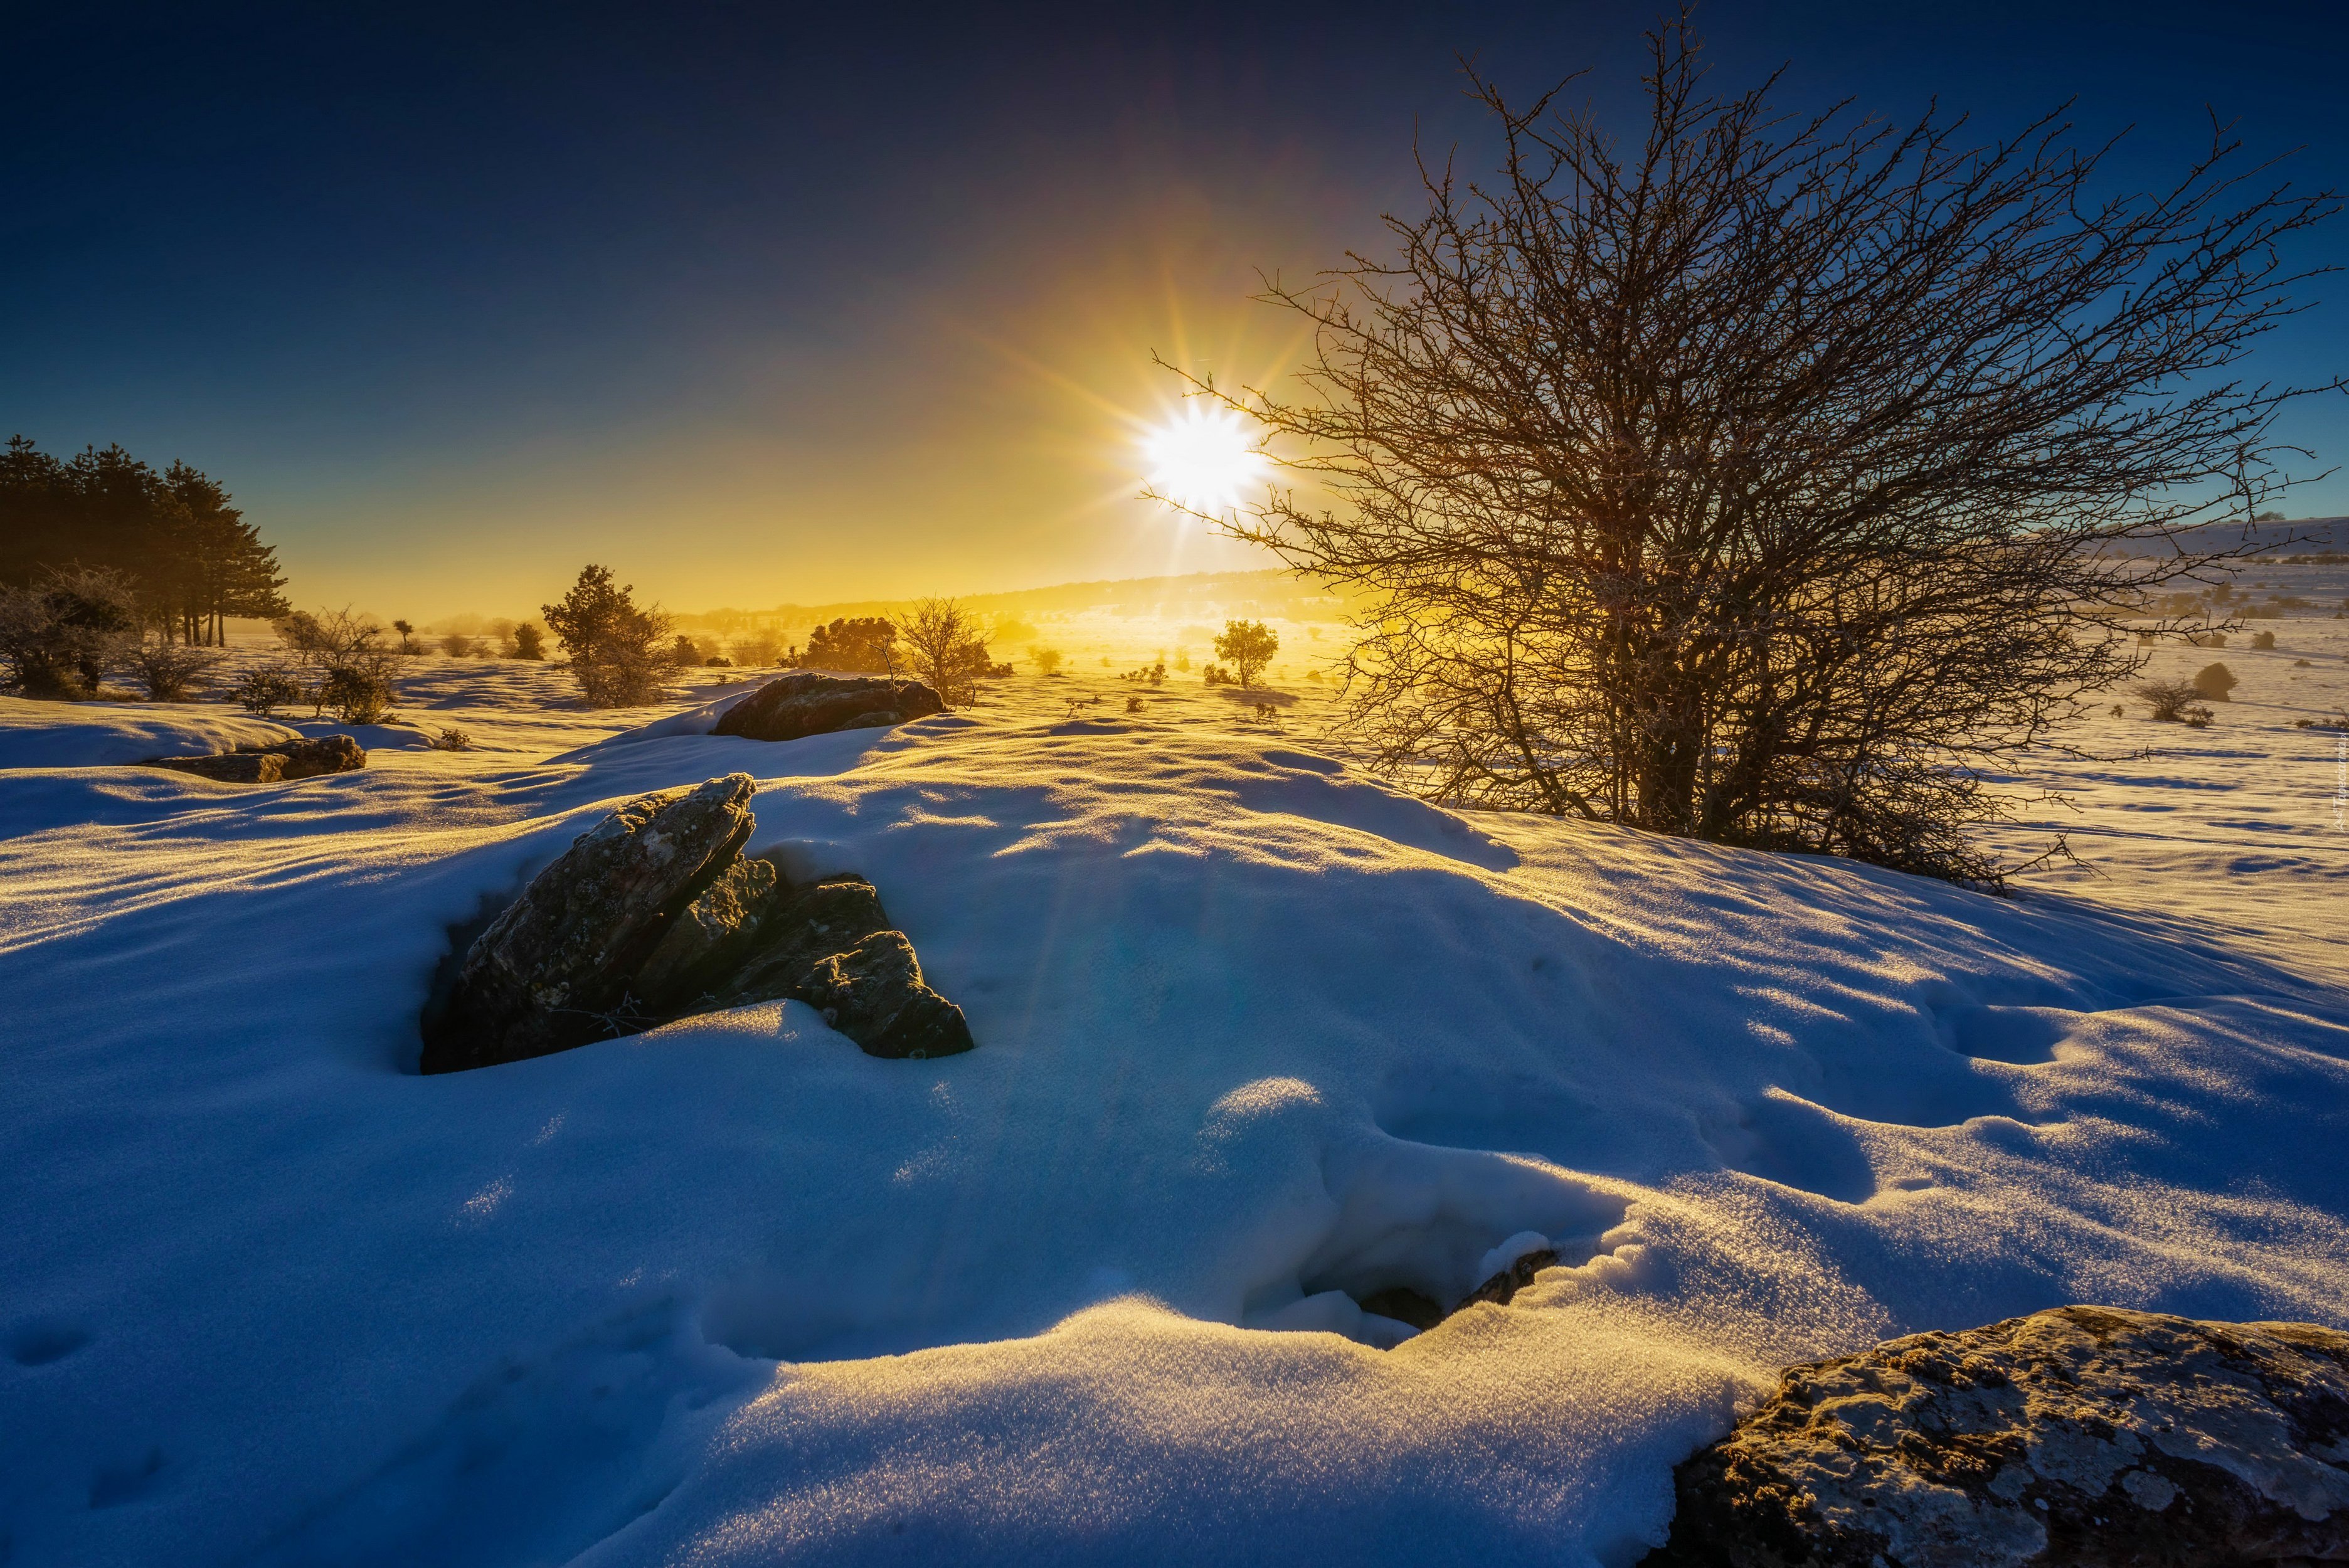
9,1316 -> 91,1367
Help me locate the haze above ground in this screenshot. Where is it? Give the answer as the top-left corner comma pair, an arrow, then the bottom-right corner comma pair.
6,1 -> 2347,620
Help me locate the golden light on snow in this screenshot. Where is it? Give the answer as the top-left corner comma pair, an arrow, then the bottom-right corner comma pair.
1142,406 -> 1268,513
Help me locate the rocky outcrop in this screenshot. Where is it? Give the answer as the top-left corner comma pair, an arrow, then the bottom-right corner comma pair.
787,930 -> 974,1060
420,773 -> 973,1072
421,775 -> 758,1073
711,671 -> 943,744
146,733 -> 368,783
1643,1305 -> 2349,1568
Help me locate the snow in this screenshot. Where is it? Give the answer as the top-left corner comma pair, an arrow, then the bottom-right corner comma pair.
3,638 -> 2347,1567
0,696 -> 298,769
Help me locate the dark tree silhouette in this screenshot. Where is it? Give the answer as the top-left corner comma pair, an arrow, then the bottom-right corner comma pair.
1170,20 -> 2342,886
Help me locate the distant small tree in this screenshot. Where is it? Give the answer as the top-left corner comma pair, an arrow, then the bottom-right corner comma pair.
1029,647 -> 1063,675
541,564 -> 673,706
511,622 -> 546,660
2249,630 -> 2277,650
1214,620 -> 1279,687
670,633 -> 703,667
391,619 -> 421,654
2135,679 -> 2204,721
2192,662 -> 2239,701
231,664 -> 305,717
729,628 -> 783,667
440,632 -> 475,658
0,564 -> 139,697
802,616 -> 898,674
129,632 -> 223,701
901,597 -> 999,706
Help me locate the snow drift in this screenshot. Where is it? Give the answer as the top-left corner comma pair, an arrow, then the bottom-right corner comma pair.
3,686 -> 2346,1567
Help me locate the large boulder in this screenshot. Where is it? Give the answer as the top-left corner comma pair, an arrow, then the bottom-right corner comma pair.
420,773 -> 974,1071
420,774 -> 757,1073
1643,1305 -> 2349,1568
712,671 -> 943,743
146,733 -> 368,783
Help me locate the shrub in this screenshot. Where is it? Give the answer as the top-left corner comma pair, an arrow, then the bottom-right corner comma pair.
129,635 -> 223,701
512,622 -> 546,660
2136,679 -> 2203,721
440,632 -> 476,657
2191,662 -> 2238,701
1202,663 -> 1234,685
541,565 -> 674,706
1028,647 -> 1063,675
0,565 -> 139,697
391,619 -> 422,654
729,628 -> 783,667
319,663 -> 395,724
1125,694 -> 1145,714
232,665 -> 305,717
426,726 -> 474,751
900,598 -> 1000,707
2251,630 -> 2277,650
2186,631 -> 2229,649
1212,620 -> 1279,687
670,633 -> 703,667
802,617 -> 898,674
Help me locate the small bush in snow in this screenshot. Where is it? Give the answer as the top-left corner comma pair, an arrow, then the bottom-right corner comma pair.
320,664 -> 395,724
427,727 -> 474,751
1125,695 -> 1144,714
2250,630 -> 2276,650
441,633 -> 476,657
1028,647 -> 1063,675
128,635 -> 223,701
0,565 -> 139,698
232,665 -> 305,717
2191,662 -> 2238,701
2135,679 -> 2203,721
542,565 -> 674,706
512,622 -> 546,660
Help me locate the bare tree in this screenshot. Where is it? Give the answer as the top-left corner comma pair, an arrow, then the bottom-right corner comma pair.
901,597 -> 994,706
1170,19 -> 2341,886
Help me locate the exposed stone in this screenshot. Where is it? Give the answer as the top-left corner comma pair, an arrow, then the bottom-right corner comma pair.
144,733 -> 368,783
714,875 -> 894,1010
787,930 -> 975,1060
1359,1288 -> 1444,1332
149,751 -> 284,783
241,733 -> 366,779
1643,1305 -> 2349,1568
711,671 -> 944,744
1460,1247 -> 1559,1311
419,774 -> 757,1073
632,854 -> 782,1012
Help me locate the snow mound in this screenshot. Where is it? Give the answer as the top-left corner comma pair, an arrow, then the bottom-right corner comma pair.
0,697 -> 297,770
4,692 -> 2347,1567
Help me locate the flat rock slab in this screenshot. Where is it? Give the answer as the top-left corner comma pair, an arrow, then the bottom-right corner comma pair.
145,733 -> 367,783
711,671 -> 943,743
1644,1305 -> 2349,1568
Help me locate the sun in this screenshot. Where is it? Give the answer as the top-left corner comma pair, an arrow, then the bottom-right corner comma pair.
1142,406 -> 1267,513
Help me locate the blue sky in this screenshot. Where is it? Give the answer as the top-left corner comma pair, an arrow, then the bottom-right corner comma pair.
5,1 -> 2345,618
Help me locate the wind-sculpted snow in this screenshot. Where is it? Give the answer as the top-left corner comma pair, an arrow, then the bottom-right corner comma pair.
3,677 -> 2347,1566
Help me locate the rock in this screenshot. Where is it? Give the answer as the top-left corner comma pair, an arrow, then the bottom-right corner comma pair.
1643,1305 -> 2349,1568
714,875 -> 894,1010
711,671 -> 944,744
241,733 -> 366,779
632,854 -> 781,1012
787,930 -> 975,1059
1459,1247 -> 1559,1311
149,751 -> 284,783
144,733 -> 368,783
420,774 -> 757,1073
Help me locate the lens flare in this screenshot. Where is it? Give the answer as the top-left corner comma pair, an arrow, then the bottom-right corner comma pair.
1142,407 -> 1267,513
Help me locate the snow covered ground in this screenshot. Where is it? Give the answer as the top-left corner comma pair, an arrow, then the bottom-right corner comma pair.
3,633 -> 2346,1567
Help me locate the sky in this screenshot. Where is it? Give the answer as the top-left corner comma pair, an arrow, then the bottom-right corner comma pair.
6,1 -> 2348,620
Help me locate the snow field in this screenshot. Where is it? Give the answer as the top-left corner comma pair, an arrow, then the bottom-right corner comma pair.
1,661 -> 2345,1565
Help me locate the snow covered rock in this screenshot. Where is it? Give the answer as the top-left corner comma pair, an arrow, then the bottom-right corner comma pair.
144,733 -> 367,783
785,928 -> 975,1059
1646,1305 -> 2349,1568
420,774 -> 758,1073
710,670 -> 944,743
422,773 -> 970,1070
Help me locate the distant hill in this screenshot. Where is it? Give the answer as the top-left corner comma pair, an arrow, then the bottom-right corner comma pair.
678,569 -> 1362,635
2102,516 -> 2349,557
